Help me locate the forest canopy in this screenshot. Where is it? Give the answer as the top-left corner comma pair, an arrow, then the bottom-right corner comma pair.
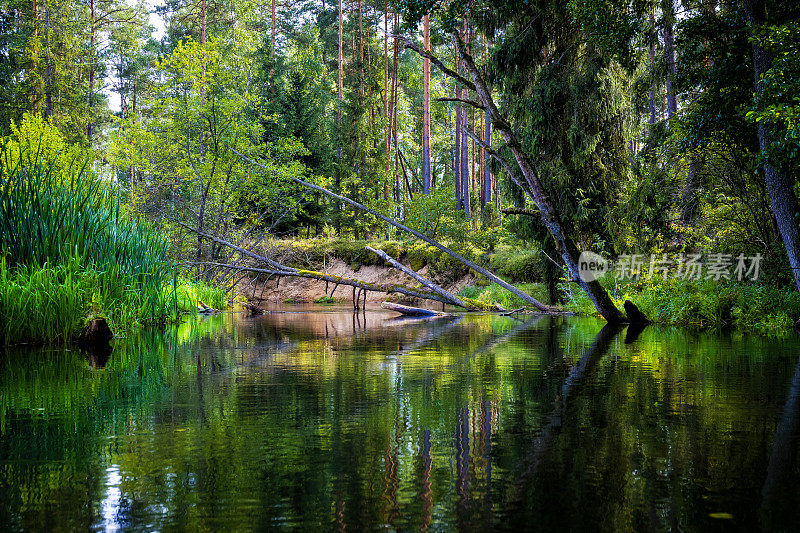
1,0 -> 800,328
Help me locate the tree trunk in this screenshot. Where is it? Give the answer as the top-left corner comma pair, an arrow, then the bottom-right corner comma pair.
44,0 -> 52,119
663,0 -> 677,118
460,19 -> 471,218
451,31 -> 626,323
271,0 -> 276,57
87,0 -> 96,141
483,110 -> 492,208
648,10 -> 656,125
384,2 -> 389,177
454,60 -> 462,206
742,0 -> 800,294
201,0 -> 207,44
391,11 -> 400,207
336,0 -> 343,233
422,13 -> 432,195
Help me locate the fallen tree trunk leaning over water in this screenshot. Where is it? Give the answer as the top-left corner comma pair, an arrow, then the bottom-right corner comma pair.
365,245 -> 467,308
230,148 -> 556,313
396,33 -> 628,324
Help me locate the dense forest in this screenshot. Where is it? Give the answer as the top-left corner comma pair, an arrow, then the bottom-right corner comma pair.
2,0 -> 800,340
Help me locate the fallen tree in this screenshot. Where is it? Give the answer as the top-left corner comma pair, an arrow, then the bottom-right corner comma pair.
381,302 -> 451,317
230,148 -> 556,313
179,228 -> 503,311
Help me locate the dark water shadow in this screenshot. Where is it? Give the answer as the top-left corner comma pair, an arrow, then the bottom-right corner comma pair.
761,354 -> 800,529
82,345 -> 112,368
511,323 -> 624,500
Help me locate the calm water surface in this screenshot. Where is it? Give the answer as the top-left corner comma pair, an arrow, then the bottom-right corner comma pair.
2,307 -> 800,531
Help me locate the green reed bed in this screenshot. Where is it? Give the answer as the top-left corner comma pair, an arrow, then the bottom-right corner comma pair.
0,143 -> 223,345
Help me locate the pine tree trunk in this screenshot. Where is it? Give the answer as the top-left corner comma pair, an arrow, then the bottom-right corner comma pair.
335,0 -> 343,234
483,110 -> 491,208
384,2 -> 389,175
663,0 -> 677,118
44,0 -> 52,118
454,49 -> 462,207
422,13 -> 432,195
201,0 -> 207,44
271,0 -> 276,58
460,19 -> 471,219
391,11 -> 400,207
87,0 -> 96,141
648,10 -> 656,125
742,0 -> 800,293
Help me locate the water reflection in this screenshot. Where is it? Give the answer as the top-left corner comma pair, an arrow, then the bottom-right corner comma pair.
1,308 -> 799,530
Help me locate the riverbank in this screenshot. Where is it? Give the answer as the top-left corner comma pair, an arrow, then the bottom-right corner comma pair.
237,238 -> 800,335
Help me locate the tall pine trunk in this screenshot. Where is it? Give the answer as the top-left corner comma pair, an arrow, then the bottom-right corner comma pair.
483,111 -> 491,208
663,0 -> 677,118
335,0 -> 343,234
460,19 -> 471,219
647,10 -> 656,125
454,49 -> 462,206
742,0 -> 800,294
87,0 -> 96,141
422,13 -> 432,195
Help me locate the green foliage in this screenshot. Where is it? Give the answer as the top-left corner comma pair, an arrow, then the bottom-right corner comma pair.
748,21 -> 800,169
403,184 -> 468,242
111,38 -> 309,260
563,275 -> 800,335
488,245 -> 545,283
458,282 -> 550,310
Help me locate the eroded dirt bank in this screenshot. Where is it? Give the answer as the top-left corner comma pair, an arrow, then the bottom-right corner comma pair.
239,259 -> 476,307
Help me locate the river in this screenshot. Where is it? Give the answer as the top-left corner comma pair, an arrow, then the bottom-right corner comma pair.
1,307 -> 799,530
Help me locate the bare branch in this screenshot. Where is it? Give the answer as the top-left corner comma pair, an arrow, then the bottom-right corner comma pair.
393,34 -> 476,91
436,97 -> 485,110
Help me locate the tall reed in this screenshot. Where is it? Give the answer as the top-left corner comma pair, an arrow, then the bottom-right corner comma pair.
0,136 -> 175,343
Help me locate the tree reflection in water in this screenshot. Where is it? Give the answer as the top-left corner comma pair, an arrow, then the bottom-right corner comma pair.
1,309 -> 799,530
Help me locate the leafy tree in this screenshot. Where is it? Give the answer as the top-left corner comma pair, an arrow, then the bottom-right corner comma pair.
111,38 -> 307,265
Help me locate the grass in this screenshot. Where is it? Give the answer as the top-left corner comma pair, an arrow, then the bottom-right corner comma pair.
0,258 -> 228,345
561,275 -> 800,335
